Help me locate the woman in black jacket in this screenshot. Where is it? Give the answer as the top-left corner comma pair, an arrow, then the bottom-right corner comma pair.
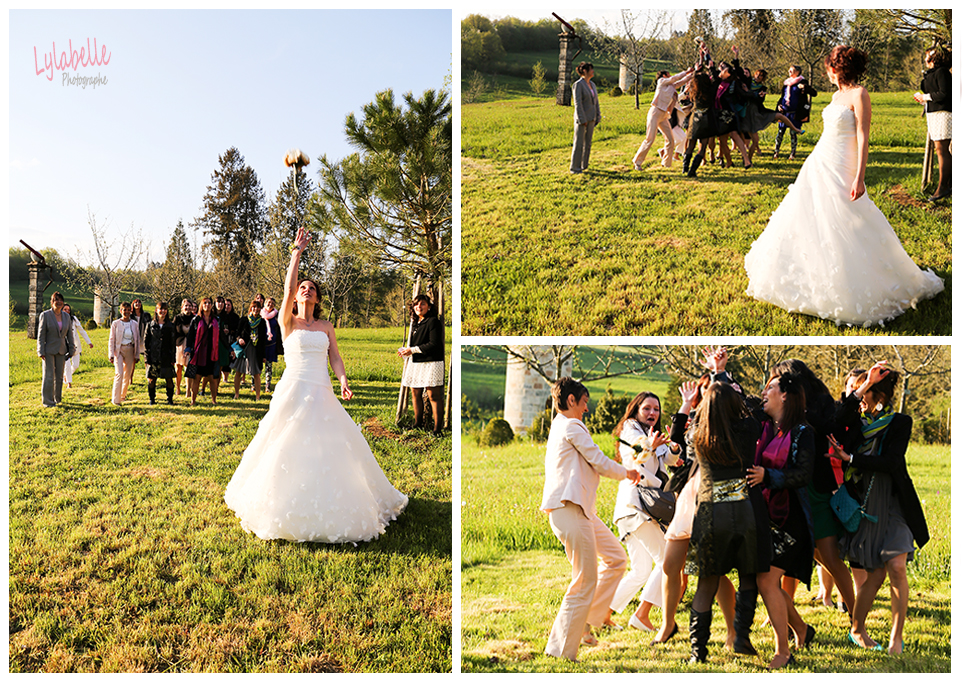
914,45 -> 951,201
397,294 -> 445,435
144,302 -> 177,405
232,299 -> 268,401
830,367 -> 928,655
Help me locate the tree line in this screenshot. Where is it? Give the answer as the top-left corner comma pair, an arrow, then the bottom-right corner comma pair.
463,10 -> 950,95
12,86 -> 452,330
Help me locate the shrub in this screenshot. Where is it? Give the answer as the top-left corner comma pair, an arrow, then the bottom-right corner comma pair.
609,86 -> 623,97
479,417 -> 514,447
85,319 -> 98,330
585,386 -> 629,434
528,407 -> 554,442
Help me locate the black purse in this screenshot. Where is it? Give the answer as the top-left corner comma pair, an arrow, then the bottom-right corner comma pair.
637,485 -> 676,527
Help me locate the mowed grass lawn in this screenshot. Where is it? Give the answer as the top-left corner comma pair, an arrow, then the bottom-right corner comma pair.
9,326 -> 452,673
461,91 -> 951,335
461,437 -> 950,673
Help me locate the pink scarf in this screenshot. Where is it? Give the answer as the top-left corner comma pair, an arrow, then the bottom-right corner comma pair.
755,422 -> 791,526
192,315 -> 219,362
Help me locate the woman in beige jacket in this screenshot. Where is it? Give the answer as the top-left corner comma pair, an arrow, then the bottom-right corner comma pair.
541,377 -> 640,661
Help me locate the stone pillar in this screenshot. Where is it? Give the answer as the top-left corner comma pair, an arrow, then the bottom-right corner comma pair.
93,285 -> 116,326
503,346 -> 573,435
556,32 -> 578,106
619,57 -> 628,91
26,262 -> 50,338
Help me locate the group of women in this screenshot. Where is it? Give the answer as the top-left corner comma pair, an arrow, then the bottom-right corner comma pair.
541,347 -> 928,668
45,287 -> 446,434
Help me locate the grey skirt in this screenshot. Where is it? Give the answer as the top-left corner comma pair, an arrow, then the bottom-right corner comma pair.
838,471 -> 915,570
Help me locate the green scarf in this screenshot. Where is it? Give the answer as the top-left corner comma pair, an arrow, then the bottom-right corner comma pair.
845,407 -> 895,484
247,314 -> 261,346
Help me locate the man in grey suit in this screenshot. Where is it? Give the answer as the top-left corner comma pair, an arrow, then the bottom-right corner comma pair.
36,291 -> 75,407
570,62 -> 602,174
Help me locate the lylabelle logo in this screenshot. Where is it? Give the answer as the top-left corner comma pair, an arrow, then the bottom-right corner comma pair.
34,38 -> 111,89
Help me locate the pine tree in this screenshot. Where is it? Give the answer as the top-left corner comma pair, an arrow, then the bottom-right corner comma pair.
313,88 -> 452,305
152,220 -> 197,305
193,147 -> 267,276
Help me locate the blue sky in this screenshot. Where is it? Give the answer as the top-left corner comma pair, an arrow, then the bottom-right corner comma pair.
7,9 -> 452,264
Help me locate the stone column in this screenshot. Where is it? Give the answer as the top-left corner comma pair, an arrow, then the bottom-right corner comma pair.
503,346 -> 573,435
26,262 -> 49,338
556,32 -> 578,106
93,285 -> 116,326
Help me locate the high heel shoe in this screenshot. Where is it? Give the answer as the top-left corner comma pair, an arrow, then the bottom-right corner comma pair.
650,623 -> 679,645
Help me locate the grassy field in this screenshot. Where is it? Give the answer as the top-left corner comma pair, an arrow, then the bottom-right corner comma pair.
9,326 -> 452,673
461,437 -> 950,673
461,91 -> 951,335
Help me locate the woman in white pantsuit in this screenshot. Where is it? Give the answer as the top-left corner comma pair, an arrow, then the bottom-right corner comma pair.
542,377 -> 640,662
62,304 -> 93,388
108,302 -> 143,405
607,392 -> 681,631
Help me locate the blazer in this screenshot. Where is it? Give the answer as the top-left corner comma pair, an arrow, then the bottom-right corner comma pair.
408,316 -> 444,363
650,69 -> 694,112
541,414 -> 627,517
921,65 -> 951,113
37,308 -> 75,358
572,77 -> 601,126
144,320 -> 177,368
108,318 -> 143,361
848,413 -> 930,549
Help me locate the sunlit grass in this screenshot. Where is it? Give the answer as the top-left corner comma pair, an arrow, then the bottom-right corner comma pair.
9,326 -> 452,673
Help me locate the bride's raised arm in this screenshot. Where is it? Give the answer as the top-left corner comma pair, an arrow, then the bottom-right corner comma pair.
280,226 -> 310,336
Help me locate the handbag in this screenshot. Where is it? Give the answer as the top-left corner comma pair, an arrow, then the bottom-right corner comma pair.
184,351 -> 197,379
830,476 -> 877,533
637,485 -> 676,528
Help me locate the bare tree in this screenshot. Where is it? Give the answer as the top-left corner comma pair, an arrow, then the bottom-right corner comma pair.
860,9 -> 952,47
67,209 -> 149,321
774,10 -> 845,86
593,9 -> 676,109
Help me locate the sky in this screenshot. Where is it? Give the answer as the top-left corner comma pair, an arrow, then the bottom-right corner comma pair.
6,9 -> 452,266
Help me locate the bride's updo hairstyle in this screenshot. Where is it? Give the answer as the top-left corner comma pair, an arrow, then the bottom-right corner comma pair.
825,45 -> 868,85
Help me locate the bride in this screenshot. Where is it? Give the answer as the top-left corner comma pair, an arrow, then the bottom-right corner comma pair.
744,45 -> 944,327
224,226 -> 408,543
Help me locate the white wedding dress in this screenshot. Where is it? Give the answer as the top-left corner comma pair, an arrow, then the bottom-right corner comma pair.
744,101 -> 944,327
224,329 -> 408,543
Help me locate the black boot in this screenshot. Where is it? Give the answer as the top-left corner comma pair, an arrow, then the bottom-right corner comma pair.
166,381 -> 175,405
148,383 -> 156,405
733,587 -> 759,655
683,152 -> 692,174
689,608 -> 712,664
687,154 -> 703,178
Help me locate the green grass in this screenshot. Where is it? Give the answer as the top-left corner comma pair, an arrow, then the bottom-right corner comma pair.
460,438 -> 950,672
9,326 -> 452,672
461,91 -> 951,335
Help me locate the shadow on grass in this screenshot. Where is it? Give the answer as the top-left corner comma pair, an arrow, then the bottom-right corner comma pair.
269,496 -> 452,559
